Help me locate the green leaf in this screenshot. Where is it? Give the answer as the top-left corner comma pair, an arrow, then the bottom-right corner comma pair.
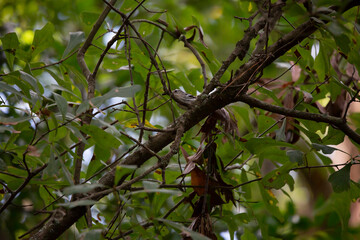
286,150 -> 304,165
60,157 -> 74,185
103,55 -> 129,71
32,22 -> 55,57
19,71 -> 43,95
312,143 -> 338,154
48,116 -> 67,142
80,12 -> 99,25
327,21 -> 352,54
81,229 -> 102,240
192,42 -> 226,78
39,185 -> 54,209
0,32 -> 20,70
159,218 -> 211,240
258,183 -> 284,222
63,63 -> 88,87
259,148 -> 289,165
316,191 -> 351,231
48,84 -> 80,100
63,183 -> 104,195
99,84 -> 142,98
241,170 -> 252,199
114,165 -> 136,186
94,144 -> 111,162
275,119 -> 287,142
58,200 -> 97,208
76,85 -> 142,115
62,31 -> 85,58
120,0 -> 139,12
53,93 -> 68,120
139,22 -> 155,37
257,87 -> 282,105
81,125 -> 121,150
328,164 -> 351,193
233,106 -> 253,131
76,100 -> 90,115
241,228 -> 257,240
220,213 -> 238,240
0,81 -> 28,101
0,115 -> 33,124
43,146 -> 59,176
66,125 -> 88,144
85,158 -> 104,180
245,137 -> 296,154
262,162 -> 296,190
314,41 -> 329,81
322,126 -> 345,145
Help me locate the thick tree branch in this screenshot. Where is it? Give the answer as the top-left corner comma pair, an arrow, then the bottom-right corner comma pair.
237,94 -> 360,144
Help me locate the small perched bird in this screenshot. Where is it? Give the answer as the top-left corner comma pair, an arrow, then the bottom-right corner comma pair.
171,89 -> 197,110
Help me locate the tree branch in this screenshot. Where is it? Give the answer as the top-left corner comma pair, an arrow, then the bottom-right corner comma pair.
237,94 -> 360,144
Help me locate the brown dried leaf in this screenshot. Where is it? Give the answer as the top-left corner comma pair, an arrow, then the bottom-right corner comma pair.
197,25 -> 208,48
290,61 -> 301,82
27,145 -> 40,157
182,161 -> 196,175
346,64 -> 360,80
184,25 -> 196,32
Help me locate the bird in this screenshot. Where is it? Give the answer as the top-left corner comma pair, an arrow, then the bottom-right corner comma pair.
171,89 -> 197,110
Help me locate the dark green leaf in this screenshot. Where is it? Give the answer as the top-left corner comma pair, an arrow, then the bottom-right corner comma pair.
60,158 -> 73,185
262,162 -> 296,190
114,165 -> 136,185
53,93 -> 68,120
258,182 -> 284,222
241,228 -> 257,240
316,191 -> 351,231
328,164 -> 351,193
80,12 -> 99,25
286,150 -> 304,164
350,181 -> 360,202
160,218 -> 211,240
322,126 -> 345,145
0,32 -> 20,70
314,41 -> 329,82
19,71 -> 43,95
62,31 -> 85,58
245,138 -> 296,154
0,81 -> 27,100
275,119 -> 287,142
44,146 -> 59,176
139,22 -> 155,37
76,100 -> 90,115
81,229 -> 102,240
312,143 -> 338,154
32,22 -> 55,57
257,87 -> 282,105
81,125 -> 121,150
0,151 -> 12,170
0,115 -> 33,124
66,125 -> 88,144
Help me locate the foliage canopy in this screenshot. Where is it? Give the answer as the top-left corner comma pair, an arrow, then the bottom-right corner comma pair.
1,0 -> 360,239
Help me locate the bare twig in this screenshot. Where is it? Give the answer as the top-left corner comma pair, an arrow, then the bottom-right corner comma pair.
180,35 -> 208,88
0,164 -> 47,214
